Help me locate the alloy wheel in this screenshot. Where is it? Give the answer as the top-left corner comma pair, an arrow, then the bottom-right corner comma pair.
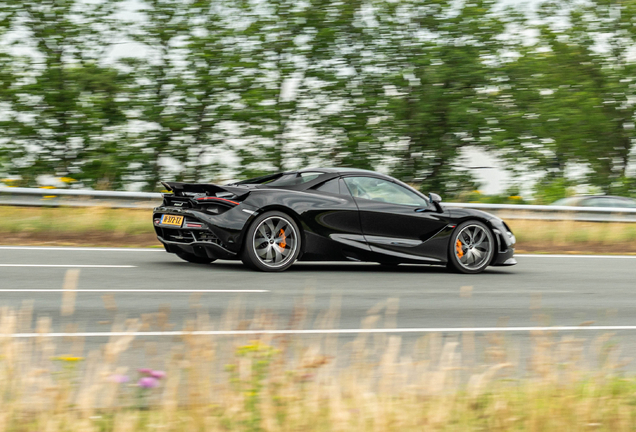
454,224 -> 493,271
252,216 -> 298,268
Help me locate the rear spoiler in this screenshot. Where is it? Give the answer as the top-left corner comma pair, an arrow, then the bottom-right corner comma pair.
161,182 -> 250,200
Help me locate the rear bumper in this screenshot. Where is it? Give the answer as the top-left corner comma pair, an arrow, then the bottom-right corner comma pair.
153,205 -> 255,258
158,236 -> 238,260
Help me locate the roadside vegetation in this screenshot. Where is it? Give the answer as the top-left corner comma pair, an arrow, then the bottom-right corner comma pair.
1,0 -> 636,201
1,206 -> 635,253
0,299 -> 634,431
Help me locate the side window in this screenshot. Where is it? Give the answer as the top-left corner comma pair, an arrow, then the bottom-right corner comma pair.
343,177 -> 428,207
314,179 -> 341,195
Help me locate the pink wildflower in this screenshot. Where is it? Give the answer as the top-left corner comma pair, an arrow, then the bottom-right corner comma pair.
150,370 -> 166,379
109,374 -> 130,383
138,377 -> 159,389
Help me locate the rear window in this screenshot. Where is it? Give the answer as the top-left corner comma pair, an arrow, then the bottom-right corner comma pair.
262,172 -> 323,187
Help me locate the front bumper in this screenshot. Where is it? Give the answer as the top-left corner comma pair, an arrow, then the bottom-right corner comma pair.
491,223 -> 517,267
492,246 -> 516,266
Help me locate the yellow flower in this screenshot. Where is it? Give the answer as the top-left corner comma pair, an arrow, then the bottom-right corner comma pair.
59,177 -> 76,183
509,196 -> 522,200
54,356 -> 84,362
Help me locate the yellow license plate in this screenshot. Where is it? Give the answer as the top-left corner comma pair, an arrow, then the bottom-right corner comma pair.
160,215 -> 184,227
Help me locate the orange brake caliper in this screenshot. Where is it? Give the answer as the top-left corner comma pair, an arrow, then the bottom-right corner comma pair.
279,229 -> 287,249
456,239 -> 464,258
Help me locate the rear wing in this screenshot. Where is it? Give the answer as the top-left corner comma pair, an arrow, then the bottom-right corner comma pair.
161,182 -> 250,201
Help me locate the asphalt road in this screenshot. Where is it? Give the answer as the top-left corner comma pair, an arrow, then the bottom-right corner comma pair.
1,246 -> 636,367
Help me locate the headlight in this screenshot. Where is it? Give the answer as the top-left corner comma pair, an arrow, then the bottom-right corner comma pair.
507,231 -> 516,245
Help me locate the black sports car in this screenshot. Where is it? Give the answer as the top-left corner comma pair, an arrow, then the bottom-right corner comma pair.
153,168 -> 516,273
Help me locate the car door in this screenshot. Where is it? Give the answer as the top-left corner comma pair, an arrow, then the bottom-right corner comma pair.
299,177 -> 372,260
342,176 -> 450,262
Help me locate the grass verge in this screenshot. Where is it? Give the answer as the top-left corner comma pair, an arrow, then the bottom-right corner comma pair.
1,206 -> 635,253
0,298 -> 634,431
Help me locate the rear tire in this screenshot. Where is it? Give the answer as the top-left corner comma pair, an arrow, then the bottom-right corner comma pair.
447,221 -> 494,274
176,252 -> 215,264
241,211 -> 301,272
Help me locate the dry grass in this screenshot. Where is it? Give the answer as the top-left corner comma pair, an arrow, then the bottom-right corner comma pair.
508,219 -> 636,253
0,206 -> 152,235
509,219 -> 636,245
0,293 -> 635,431
1,206 -> 636,252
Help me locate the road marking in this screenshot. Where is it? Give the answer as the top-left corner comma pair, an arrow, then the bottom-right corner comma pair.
416,290 -> 573,294
0,289 -> 566,294
516,254 -> 636,259
462,290 -> 572,294
7,325 -> 636,338
0,289 -> 268,293
0,264 -> 136,268
0,246 -> 161,252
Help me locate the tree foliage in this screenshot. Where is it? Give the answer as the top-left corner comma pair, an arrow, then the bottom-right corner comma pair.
0,0 -> 634,198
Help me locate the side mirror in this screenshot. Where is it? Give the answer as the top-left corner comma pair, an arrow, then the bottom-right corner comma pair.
429,193 -> 443,212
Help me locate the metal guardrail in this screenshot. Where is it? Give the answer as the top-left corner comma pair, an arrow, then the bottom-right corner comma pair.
0,186 -> 161,209
1,186 -> 636,222
442,202 -> 636,223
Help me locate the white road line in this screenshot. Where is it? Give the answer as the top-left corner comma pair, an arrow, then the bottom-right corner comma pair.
419,290 -> 572,294
0,264 -> 136,268
0,246 -> 161,252
0,289 -> 566,294
0,289 -> 268,293
7,325 -> 636,338
516,254 -> 636,259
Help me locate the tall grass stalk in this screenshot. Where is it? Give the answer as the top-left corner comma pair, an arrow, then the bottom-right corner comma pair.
0,299 -> 634,431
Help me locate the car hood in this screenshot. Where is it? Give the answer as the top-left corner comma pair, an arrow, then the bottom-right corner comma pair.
446,206 -> 501,223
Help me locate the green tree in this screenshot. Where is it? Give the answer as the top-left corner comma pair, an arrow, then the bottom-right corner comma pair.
228,0 -> 313,177
119,0 -> 192,190
374,0 -> 503,197
178,0 -> 238,182
494,0 -> 636,195
0,0 -> 125,187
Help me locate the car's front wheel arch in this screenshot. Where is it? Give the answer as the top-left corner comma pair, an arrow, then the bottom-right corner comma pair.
447,220 -> 496,274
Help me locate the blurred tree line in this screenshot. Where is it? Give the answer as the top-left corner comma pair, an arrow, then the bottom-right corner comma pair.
0,0 -> 635,199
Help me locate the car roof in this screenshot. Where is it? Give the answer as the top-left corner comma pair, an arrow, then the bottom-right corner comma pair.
233,167 -> 401,191
297,167 -> 380,175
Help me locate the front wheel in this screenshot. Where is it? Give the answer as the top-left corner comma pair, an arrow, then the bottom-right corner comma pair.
241,211 -> 301,272
447,221 -> 495,274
